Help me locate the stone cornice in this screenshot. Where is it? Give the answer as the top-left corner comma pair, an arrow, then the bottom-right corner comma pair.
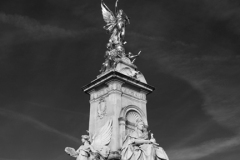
82,71 -> 155,95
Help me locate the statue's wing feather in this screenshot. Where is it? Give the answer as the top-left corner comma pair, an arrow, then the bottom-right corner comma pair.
102,128 -> 112,142
91,119 -> 112,147
101,0 -> 116,32
101,0 -> 115,23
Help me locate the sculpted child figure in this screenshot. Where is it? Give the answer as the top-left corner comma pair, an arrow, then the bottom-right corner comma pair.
121,119 -> 169,160
65,135 -> 97,160
76,135 -> 97,160
65,120 -> 113,160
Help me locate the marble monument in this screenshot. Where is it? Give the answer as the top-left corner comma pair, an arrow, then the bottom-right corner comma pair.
65,1 -> 169,160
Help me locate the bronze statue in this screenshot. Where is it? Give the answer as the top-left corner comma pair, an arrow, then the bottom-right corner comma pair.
101,0 -> 130,48
100,49 -> 121,72
127,51 -> 141,63
100,0 -> 142,77
100,0 -> 131,73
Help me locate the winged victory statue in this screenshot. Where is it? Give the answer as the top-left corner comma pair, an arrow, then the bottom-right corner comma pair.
99,0 -> 146,83
100,0 -> 134,73
101,0 -> 130,51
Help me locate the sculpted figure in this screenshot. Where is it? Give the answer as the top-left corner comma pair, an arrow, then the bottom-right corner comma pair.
100,49 -> 120,72
100,51 -> 111,72
126,51 -> 141,64
100,0 -> 144,75
101,0 -> 130,48
65,135 -> 96,160
65,119 -> 113,160
121,119 -> 169,160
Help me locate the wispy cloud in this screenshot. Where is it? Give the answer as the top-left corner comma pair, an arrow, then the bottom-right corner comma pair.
0,13 -> 99,40
165,80 -> 240,160
0,108 -> 81,143
203,0 -> 240,35
128,31 -> 166,42
0,13 -> 76,38
168,134 -> 240,160
143,38 -> 240,159
27,101 -> 88,117
0,158 -> 19,160
204,86 -> 240,130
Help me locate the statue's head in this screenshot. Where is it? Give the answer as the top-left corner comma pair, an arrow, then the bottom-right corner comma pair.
128,52 -> 133,56
117,9 -> 123,17
136,118 -> 144,131
117,9 -> 130,24
81,135 -> 90,143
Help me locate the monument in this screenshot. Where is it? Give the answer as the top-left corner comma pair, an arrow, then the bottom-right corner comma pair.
65,1 -> 169,160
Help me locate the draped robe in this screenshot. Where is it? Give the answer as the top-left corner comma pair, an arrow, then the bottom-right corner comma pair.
121,131 -> 169,160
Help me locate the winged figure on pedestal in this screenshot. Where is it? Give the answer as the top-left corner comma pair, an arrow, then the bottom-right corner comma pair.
101,0 -> 130,47
65,119 -> 113,160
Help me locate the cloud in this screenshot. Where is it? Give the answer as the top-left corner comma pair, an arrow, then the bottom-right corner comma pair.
0,13 -> 99,40
202,0 -> 240,35
0,108 -> 81,143
203,85 -> 240,130
163,55 -> 240,158
0,13 -> 75,37
128,31 -> 166,42
27,101 -> 89,117
168,134 -> 240,160
140,31 -> 240,158
0,158 -> 19,160
164,85 -> 240,159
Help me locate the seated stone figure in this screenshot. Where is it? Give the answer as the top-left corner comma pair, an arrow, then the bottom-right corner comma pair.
121,119 -> 169,160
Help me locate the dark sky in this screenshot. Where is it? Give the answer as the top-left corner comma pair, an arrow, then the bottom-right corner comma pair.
0,0 -> 240,160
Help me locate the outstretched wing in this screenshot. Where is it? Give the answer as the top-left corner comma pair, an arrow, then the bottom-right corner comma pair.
92,119 -> 112,147
91,119 -> 112,158
101,0 -> 116,32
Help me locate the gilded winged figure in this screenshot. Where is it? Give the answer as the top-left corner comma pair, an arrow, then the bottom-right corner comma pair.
101,0 -> 130,47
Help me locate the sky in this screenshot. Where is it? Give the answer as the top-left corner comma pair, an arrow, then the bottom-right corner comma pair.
0,0 -> 240,160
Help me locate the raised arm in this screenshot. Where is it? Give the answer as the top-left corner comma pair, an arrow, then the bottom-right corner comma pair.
115,0 -> 119,15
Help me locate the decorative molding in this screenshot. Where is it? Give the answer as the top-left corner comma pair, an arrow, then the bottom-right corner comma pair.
90,84 -> 147,101
108,81 -> 122,91
82,71 -> 155,95
97,98 -> 107,119
122,87 -> 146,100
90,87 -> 109,100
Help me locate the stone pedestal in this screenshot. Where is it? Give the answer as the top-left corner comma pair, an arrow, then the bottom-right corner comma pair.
82,71 -> 154,159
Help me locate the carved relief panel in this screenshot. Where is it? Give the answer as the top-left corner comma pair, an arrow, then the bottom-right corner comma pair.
97,98 -> 107,119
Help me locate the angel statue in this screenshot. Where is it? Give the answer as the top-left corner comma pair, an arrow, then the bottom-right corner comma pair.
121,118 -> 169,160
101,0 -> 130,50
65,119 -> 113,160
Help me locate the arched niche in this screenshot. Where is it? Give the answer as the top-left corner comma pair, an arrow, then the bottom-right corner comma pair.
119,105 -> 148,143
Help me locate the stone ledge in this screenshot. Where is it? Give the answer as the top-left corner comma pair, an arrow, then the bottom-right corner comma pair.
82,71 -> 155,95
